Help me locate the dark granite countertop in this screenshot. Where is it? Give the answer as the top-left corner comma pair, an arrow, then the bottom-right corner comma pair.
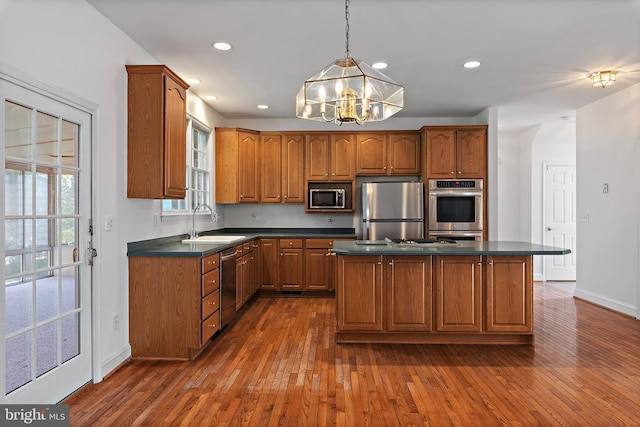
332,240 -> 571,256
127,228 -> 356,257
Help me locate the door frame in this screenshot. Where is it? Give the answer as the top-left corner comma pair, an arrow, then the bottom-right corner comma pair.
541,162 -> 576,281
0,62 -> 103,393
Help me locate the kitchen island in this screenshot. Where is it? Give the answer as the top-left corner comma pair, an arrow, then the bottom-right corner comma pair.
332,240 -> 570,345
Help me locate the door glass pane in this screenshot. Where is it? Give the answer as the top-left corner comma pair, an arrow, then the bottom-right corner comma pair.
4,101 -> 32,160
5,278 -> 33,334
36,273 -> 58,323
36,322 -> 58,377
5,332 -> 32,393
35,169 -> 51,215
36,112 -> 58,164
61,120 -> 78,168
4,219 -> 24,251
61,267 -> 79,312
61,313 -> 79,363
61,170 -> 77,215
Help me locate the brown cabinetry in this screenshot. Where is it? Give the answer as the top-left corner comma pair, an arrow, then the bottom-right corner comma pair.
435,256 -> 482,332
261,133 -> 305,203
126,65 -> 189,199
236,240 -> 258,310
129,252 -> 220,359
279,238 -> 304,290
423,126 -> 487,179
304,238 -> 349,291
356,132 -> 420,175
336,255 -> 383,331
385,256 -> 432,331
215,128 -> 261,203
305,133 -> 355,181
485,255 -> 532,332
258,239 -> 279,290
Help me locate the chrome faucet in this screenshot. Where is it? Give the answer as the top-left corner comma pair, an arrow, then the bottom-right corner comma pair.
191,203 -> 217,239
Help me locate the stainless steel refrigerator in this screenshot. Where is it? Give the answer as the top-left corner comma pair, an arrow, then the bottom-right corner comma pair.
361,182 -> 424,240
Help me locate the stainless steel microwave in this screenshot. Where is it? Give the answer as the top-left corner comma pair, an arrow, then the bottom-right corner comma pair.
309,188 -> 346,209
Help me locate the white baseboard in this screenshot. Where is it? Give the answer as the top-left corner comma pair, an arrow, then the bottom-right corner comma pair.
573,289 -> 638,318
98,345 -> 132,383
534,273 -> 544,281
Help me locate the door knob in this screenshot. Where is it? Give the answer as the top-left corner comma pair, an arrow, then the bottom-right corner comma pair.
547,227 -> 554,231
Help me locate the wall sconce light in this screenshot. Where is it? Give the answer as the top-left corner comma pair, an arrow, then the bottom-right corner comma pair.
591,70 -> 617,88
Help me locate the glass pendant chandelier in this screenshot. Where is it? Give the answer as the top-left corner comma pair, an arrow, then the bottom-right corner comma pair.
296,0 -> 404,125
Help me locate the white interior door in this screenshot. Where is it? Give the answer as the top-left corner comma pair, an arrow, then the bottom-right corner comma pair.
2,80 -> 93,403
543,164 -> 577,280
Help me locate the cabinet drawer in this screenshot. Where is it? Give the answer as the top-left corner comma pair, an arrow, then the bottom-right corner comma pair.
202,253 -> 220,273
280,238 -> 303,249
202,289 -> 220,320
305,238 -> 353,249
202,268 -> 219,296
201,310 -> 220,344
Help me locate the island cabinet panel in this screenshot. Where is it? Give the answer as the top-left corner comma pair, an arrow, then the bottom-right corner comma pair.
337,256 -> 383,331
435,256 -> 483,332
485,255 -> 533,332
385,256 -> 433,331
126,65 -> 189,199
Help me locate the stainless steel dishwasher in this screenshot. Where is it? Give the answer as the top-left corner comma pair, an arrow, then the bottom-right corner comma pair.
220,247 -> 239,328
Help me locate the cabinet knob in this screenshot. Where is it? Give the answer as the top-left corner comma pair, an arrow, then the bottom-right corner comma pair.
289,242 -> 293,246
209,280 -> 216,284
458,171 -> 462,174
383,167 -> 387,170
450,171 -> 454,175
240,195 -> 244,198
284,195 -> 288,199
209,323 -> 217,329
210,301 -> 216,306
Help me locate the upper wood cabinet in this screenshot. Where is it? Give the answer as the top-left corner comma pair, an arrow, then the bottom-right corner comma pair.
261,133 -> 304,204
305,133 -> 355,181
423,126 -> 487,179
126,65 -> 189,199
215,128 -> 260,203
356,132 -> 420,175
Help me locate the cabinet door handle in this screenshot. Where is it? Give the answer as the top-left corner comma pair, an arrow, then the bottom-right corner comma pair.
210,301 -> 216,306
458,171 -> 462,174
209,323 -> 217,329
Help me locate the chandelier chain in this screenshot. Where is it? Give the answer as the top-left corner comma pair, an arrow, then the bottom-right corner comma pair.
345,0 -> 351,58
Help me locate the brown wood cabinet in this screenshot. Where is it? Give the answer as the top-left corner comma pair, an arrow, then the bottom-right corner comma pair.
385,256 -> 432,331
485,255 -> 533,332
126,65 -> 189,199
261,133 -> 305,204
356,132 -> 420,175
129,252 -> 220,360
304,238 -> 350,291
423,126 -> 487,179
215,128 -> 261,203
336,255 -> 383,331
236,241 -> 258,310
435,256 -> 483,332
258,239 -> 279,290
279,238 -> 304,290
305,133 -> 355,181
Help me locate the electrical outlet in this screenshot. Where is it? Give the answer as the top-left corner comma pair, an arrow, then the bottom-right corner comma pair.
113,314 -> 119,331
105,215 -> 114,231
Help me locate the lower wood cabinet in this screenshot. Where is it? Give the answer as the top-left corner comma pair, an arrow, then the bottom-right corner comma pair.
386,256 -> 432,332
279,238 -> 304,290
129,252 -> 220,360
236,240 -> 258,310
485,255 -> 532,332
259,239 -> 279,290
336,254 -> 533,342
434,256 -> 482,332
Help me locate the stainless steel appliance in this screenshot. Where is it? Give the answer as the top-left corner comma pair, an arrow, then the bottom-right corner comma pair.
428,178 -> 483,237
428,230 -> 483,241
309,188 -> 346,209
361,181 -> 424,240
220,247 -> 239,328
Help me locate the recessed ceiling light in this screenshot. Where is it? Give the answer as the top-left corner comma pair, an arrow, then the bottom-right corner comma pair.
257,104 -> 269,109
372,62 -> 388,69
185,78 -> 201,84
212,41 -> 233,51
204,95 -> 218,100
463,61 -> 481,69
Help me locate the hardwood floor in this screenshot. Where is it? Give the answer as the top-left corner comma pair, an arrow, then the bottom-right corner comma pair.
65,282 -> 640,426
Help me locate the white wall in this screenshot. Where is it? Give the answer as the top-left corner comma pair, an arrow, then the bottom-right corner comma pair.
0,0 -> 227,379
576,83 -> 640,318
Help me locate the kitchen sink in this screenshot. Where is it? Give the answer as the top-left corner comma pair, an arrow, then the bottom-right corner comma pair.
181,235 -> 246,244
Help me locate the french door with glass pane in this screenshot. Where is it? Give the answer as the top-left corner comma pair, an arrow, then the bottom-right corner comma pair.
2,80 -> 93,403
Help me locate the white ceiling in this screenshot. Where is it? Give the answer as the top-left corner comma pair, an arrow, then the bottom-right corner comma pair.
87,0 -> 640,131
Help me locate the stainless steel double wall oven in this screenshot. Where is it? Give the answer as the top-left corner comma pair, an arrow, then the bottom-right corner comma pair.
428,179 -> 483,241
